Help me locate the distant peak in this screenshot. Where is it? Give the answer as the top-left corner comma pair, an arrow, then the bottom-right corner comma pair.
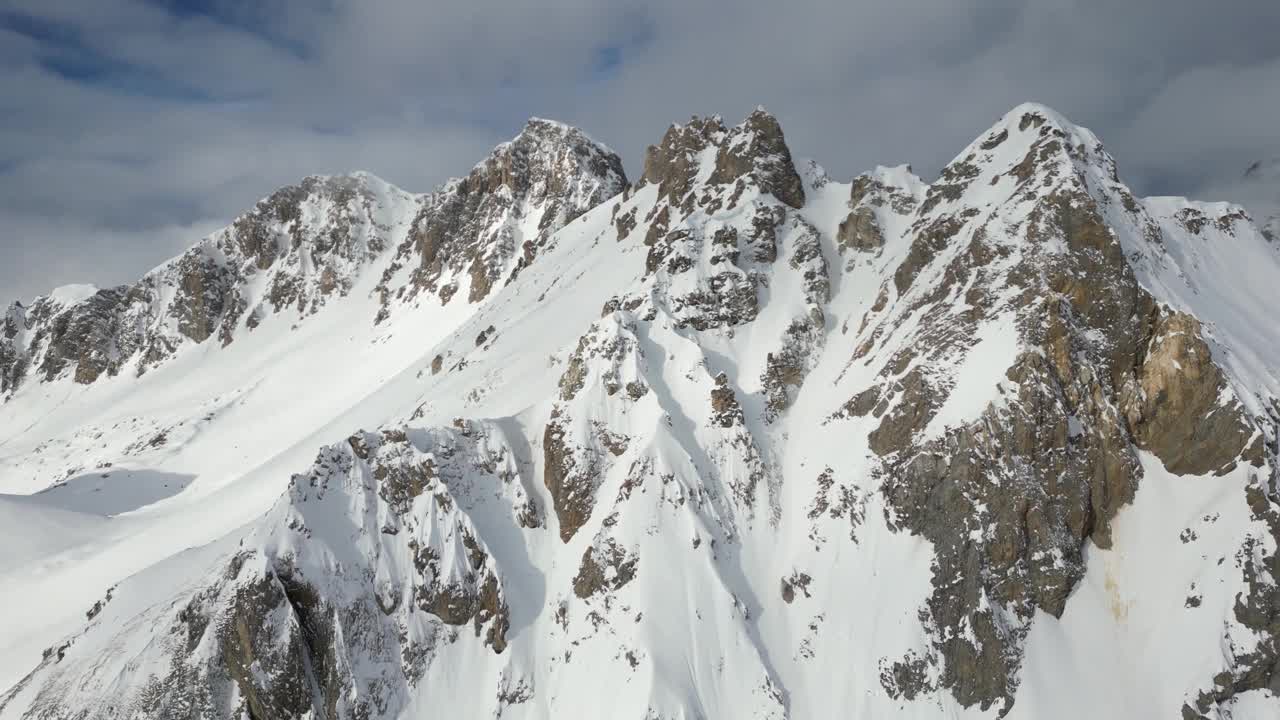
287,171 -> 394,197
518,117 -> 579,141
466,117 -> 627,199
664,114 -> 728,138
715,108 -> 804,207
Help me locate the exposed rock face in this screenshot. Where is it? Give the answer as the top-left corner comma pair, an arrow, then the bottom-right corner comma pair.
761,310 -> 825,420
1208,483 -> 1280,709
171,252 -> 234,344
1125,308 -> 1263,475
836,167 -> 922,256
572,538 -> 639,598
381,119 -> 627,309
545,314 -> 648,542
640,115 -> 728,207
28,288 -> 129,385
707,107 -> 806,209
710,372 -> 745,428
632,108 -> 831,426
639,107 -> 804,211
836,205 -> 884,253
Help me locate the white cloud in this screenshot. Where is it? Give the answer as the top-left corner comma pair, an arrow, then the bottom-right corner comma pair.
2,0 -> 1278,301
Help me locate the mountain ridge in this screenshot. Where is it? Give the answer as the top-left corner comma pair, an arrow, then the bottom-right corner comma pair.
1,117 -> 627,398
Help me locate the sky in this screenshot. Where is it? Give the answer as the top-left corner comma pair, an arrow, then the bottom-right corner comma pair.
2,0 -> 1278,302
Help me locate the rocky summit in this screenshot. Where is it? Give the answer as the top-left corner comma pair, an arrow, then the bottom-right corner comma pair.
1,103 -> 1279,720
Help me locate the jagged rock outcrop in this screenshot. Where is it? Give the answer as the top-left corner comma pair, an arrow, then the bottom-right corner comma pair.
544,313 -> 650,542
378,119 -> 627,311
629,108 -> 832,425
707,107 -> 806,210
836,166 -> 922,257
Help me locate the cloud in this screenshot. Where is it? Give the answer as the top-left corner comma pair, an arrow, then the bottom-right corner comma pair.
2,0 -> 1278,302
3,212 -> 224,304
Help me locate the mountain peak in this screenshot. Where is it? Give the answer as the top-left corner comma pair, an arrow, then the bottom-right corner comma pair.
958,102 -> 1105,161
716,106 -> 805,207
498,117 -> 621,169
519,116 -> 611,150
999,101 -> 1074,130
916,102 -> 1120,218
1237,158 -> 1280,243
374,116 -> 628,312
466,117 -> 627,201
639,108 -> 804,208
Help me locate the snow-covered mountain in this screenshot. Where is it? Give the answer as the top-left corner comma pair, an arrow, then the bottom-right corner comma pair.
1,103 -> 1278,719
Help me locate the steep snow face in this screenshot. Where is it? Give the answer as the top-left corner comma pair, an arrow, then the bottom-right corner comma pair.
2,105 -> 1279,720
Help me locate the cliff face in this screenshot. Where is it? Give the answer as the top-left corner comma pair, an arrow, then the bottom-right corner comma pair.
2,104 -> 1279,720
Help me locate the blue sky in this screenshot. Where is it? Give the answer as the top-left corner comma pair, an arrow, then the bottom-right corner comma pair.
2,0 -> 1279,301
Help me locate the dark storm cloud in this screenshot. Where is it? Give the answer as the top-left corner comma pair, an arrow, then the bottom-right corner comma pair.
2,0 -> 1277,301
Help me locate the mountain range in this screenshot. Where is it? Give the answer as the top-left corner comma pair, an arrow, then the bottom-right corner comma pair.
1,103 -> 1278,719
